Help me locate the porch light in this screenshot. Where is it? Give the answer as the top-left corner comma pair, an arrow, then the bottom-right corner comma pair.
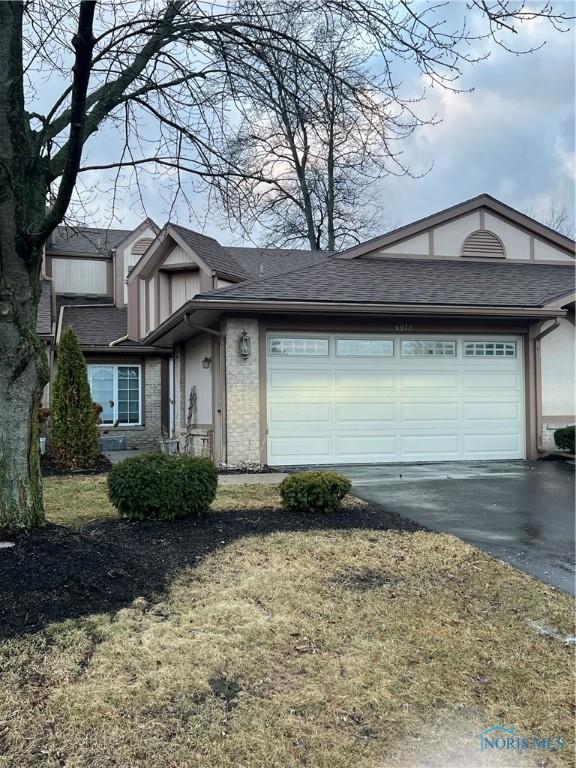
201,356 -> 212,369
239,329 -> 251,359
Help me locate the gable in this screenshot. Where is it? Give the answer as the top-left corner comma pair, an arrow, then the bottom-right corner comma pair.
342,195 -> 575,264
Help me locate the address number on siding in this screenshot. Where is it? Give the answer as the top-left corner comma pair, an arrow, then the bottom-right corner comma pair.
394,323 -> 412,332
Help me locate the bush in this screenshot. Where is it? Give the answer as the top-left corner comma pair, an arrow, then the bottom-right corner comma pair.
554,426 -> 575,454
280,471 -> 351,513
107,453 -> 217,520
50,327 -> 99,469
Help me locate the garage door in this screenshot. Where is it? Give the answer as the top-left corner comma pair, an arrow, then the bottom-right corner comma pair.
266,334 -> 524,465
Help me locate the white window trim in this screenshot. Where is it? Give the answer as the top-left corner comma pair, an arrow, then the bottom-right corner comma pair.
335,338 -> 394,357
400,339 -> 457,357
268,336 -> 330,356
88,363 -> 143,427
463,341 -> 517,358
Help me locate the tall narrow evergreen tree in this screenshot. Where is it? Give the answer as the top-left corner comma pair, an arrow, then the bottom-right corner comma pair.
50,327 -> 99,469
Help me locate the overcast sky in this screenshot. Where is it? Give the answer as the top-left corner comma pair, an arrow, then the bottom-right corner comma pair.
56,6 -> 575,244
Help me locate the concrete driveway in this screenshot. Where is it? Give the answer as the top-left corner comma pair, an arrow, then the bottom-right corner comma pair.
336,460 -> 575,595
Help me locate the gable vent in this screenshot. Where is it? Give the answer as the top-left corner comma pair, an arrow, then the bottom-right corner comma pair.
461,229 -> 505,258
132,237 -> 154,256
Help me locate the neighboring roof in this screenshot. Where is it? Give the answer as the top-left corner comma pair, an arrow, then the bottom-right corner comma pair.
47,226 -> 132,257
338,194 -> 576,259
198,257 -> 575,308
36,278 -> 54,336
228,246 -> 329,279
56,294 -> 114,312
60,304 -> 127,347
168,223 -> 249,281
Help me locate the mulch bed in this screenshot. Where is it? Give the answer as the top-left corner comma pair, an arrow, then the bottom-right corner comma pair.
0,503 -> 423,641
40,454 -> 113,477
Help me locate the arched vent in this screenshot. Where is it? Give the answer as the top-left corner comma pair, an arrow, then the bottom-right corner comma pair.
461,230 -> 505,258
132,237 -> 154,256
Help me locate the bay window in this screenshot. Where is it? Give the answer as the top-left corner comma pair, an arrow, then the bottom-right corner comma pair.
87,364 -> 142,426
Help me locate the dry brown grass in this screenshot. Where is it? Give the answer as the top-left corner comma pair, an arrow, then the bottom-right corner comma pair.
0,477 -> 573,767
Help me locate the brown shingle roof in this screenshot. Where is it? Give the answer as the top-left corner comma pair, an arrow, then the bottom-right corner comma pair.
227,247 -> 329,279
47,226 -> 132,257
169,224 -> 248,280
199,257 -> 575,308
60,304 -> 127,347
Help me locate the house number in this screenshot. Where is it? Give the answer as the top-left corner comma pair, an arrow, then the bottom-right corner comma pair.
394,323 -> 412,332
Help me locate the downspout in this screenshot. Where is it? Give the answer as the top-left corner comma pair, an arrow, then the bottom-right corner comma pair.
184,311 -> 227,463
533,318 -> 561,453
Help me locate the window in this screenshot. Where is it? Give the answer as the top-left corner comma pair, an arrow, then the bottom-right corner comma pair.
464,341 -> 516,357
401,340 -> 456,357
336,338 -> 393,357
88,364 -> 141,425
268,337 -> 329,356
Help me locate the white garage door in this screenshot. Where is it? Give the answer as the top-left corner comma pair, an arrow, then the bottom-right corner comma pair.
266,333 -> 524,465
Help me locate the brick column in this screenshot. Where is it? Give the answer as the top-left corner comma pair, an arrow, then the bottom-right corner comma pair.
224,318 -> 260,464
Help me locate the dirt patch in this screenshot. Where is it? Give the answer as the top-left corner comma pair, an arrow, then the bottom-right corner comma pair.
332,567 -> 401,591
0,498 -> 422,640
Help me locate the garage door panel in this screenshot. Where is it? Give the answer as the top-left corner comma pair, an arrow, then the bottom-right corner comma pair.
268,436 -> 332,462
266,333 -> 524,465
463,371 -> 519,389
400,371 -> 459,389
463,433 -> 521,454
335,435 -> 396,459
335,370 -> 395,389
400,402 -> 459,421
269,403 -> 331,423
268,370 -> 331,390
335,402 -> 395,423
463,401 -> 520,420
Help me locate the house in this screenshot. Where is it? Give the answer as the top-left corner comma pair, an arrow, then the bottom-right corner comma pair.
39,194 -> 575,465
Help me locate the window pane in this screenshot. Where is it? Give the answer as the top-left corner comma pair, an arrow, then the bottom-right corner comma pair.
401,340 -> 456,357
117,366 -> 140,424
268,337 -> 328,356
89,365 -> 114,423
336,339 -> 393,356
464,341 -> 516,358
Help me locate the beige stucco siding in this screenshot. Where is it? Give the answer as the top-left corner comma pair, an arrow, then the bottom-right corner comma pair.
540,318 -> 575,417
379,233 -> 429,256
183,334 -> 213,427
433,213 -> 482,256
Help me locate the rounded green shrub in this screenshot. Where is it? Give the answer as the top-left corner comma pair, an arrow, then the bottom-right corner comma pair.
554,425 -> 575,454
107,453 -> 217,520
279,470 -> 351,513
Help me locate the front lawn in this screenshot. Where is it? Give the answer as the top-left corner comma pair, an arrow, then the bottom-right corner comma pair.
0,477 -> 573,767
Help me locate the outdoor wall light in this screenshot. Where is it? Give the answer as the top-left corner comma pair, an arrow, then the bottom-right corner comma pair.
201,356 -> 212,369
239,329 -> 251,359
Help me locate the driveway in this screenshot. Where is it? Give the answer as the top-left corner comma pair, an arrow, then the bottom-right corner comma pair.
336,460 -> 575,595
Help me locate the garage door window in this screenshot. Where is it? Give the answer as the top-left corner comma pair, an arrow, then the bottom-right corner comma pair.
268,337 -> 329,356
464,341 -> 516,357
401,340 -> 456,357
336,338 -> 393,357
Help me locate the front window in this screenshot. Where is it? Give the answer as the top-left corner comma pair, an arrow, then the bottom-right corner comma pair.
268,337 -> 329,356
87,364 -> 141,425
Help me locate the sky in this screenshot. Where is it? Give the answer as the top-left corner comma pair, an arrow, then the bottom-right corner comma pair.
32,3 -> 575,244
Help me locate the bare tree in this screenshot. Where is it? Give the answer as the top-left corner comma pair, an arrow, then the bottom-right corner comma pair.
214,16 -> 422,251
525,200 -> 575,239
0,0 -> 571,528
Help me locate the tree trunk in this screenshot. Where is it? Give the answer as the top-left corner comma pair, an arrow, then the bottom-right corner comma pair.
0,2 -> 48,528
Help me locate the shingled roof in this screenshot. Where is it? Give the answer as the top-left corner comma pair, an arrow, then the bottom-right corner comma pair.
199,257 -> 575,308
60,304 -> 127,347
228,246 -> 329,279
169,224 -> 249,281
47,226 -> 132,257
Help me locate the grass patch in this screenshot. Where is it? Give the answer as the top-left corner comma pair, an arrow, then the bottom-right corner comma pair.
0,477 -> 573,767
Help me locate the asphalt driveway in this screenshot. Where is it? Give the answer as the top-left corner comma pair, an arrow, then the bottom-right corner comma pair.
336,460 -> 575,594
